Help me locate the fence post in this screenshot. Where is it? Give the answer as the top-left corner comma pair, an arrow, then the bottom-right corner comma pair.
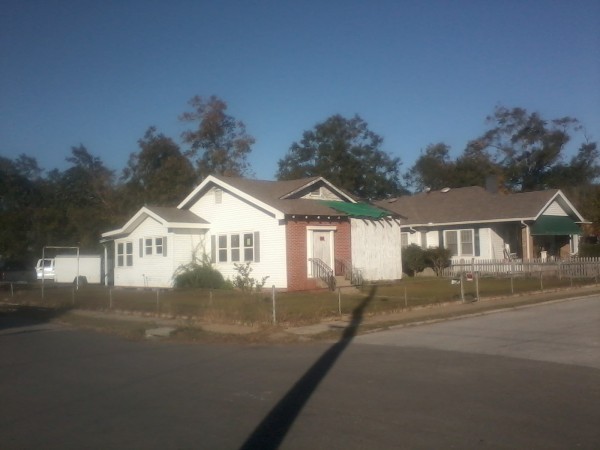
510,272 -> 514,295
460,273 -> 465,303
558,260 -> 562,280
272,285 -> 276,325
338,288 -> 342,316
475,272 -> 479,301
540,270 -> 544,291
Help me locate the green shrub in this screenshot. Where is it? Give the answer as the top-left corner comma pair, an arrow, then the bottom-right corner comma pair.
424,247 -> 452,277
578,243 -> 600,257
402,244 -> 426,276
173,262 -> 230,289
233,262 -> 269,293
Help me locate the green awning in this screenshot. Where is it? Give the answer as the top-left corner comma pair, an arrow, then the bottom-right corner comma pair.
321,201 -> 391,219
530,215 -> 581,236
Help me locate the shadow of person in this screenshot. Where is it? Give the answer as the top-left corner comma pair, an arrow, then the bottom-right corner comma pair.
239,286 -> 377,450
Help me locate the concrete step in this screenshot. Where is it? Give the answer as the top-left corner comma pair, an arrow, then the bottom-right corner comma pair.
335,275 -> 353,288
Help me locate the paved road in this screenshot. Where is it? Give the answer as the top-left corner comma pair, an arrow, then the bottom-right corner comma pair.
356,295 -> 600,369
1,297 -> 598,449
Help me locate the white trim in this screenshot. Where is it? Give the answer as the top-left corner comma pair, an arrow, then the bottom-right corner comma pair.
533,190 -> 586,222
307,225 -> 337,231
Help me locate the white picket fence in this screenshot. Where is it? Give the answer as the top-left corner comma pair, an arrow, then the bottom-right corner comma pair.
441,257 -> 600,279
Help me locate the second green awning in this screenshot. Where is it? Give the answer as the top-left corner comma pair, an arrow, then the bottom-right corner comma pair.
530,215 -> 581,235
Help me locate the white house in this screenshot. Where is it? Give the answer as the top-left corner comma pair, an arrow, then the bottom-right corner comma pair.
101,175 -> 403,290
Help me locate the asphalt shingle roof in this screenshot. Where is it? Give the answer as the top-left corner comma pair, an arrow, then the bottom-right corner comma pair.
211,175 -> 392,218
376,186 -> 560,226
145,205 -> 209,224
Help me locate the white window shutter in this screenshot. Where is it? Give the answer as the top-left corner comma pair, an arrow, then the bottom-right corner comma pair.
211,235 -> 216,263
254,231 -> 260,262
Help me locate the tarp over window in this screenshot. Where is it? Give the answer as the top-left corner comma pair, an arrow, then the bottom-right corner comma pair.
320,201 -> 391,219
530,215 -> 581,236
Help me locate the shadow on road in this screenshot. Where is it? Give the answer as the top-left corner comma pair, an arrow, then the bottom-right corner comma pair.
239,286 -> 376,450
0,304 -> 72,332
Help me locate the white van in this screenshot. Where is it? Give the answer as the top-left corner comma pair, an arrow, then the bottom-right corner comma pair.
36,258 -> 56,280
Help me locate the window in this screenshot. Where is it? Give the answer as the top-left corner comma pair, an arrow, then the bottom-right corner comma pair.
444,229 -> 474,257
126,242 -> 133,265
460,230 -> 473,255
155,237 -> 163,255
445,231 -> 458,256
218,235 -> 228,262
243,233 -> 254,261
213,232 -> 259,263
145,238 -> 153,255
231,234 -> 240,262
140,237 -> 165,257
117,241 -> 133,267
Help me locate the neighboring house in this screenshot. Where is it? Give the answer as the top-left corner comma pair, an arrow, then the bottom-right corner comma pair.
101,175 -> 403,290
376,184 -> 585,262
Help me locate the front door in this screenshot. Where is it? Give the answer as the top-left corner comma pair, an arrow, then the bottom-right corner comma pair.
312,230 -> 332,268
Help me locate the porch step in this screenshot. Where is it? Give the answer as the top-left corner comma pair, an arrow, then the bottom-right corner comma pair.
335,276 -> 353,288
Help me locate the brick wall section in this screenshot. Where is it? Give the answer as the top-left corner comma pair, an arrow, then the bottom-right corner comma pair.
286,218 -> 351,291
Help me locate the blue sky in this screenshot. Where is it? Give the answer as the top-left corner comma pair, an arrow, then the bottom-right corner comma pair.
1,0 -> 599,181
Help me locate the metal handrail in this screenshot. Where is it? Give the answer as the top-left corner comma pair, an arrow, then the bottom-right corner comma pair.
308,258 -> 336,291
335,258 -> 364,286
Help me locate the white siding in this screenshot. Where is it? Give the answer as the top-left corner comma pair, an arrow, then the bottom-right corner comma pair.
351,218 -> 403,281
488,227 -> 505,259
114,216 -> 174,288
301,186 -> 343,200
544,200 -> 568,216
172,229 -> 208,273
189,187 -> 288,288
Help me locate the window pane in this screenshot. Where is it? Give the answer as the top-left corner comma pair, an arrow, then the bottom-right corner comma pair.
460,230 -> 473,256
117,243 -> 124,267
445,231 -> 458,256
126,242 -> 133,254
231,249 -> 240,262
244,233 -> 253,248
145,238 -> 153,255
219,250 -> 228,262
155,237 -> 163,255
244,248 -> 254,261
231,234 -> 240,248
218,235 -> 227,248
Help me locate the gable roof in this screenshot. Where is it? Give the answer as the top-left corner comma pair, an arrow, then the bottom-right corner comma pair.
101,205 -> 209,239
376,186 -> 585,227
178,175 -> 395,219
